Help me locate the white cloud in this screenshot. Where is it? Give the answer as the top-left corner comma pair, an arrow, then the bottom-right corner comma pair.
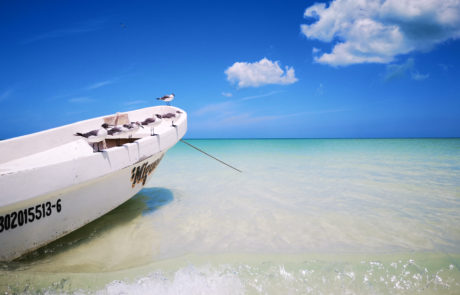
123,100 -> 147,106
411,71 -> 429,80
384,58 -> 429,81
438,63 -> 452,71
316,83 -> 324,96
86,80 -> 115,90
23,19 -> 106,44
301,0 -> 460,66
221,92 -> 233,97
385,58 -> 415,80
225,58 -> 298,88
194,101 -> 235,116
240,90 -> 282,101
195,91 -> 282,118
68,96 -> 94,103
218,113 -> 277,126
211,109 -> 350,127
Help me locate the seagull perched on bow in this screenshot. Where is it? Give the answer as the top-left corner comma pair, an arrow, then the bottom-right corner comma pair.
107,126 -> 126,146
141,114 -> 162,136
162,111 -> 183,127
172,110 -> 183,127
157,93 -> 175,105
74,123 -> 110,152
108,126 -> 123,136
123,122 -> 143,138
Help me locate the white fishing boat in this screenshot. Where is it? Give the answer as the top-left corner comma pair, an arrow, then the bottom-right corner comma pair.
0,105 -> 187,261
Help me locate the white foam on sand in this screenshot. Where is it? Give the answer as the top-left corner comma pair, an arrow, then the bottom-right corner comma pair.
94,266 -> 244,295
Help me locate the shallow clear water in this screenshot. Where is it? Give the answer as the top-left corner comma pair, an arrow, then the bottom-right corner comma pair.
1,139 -> 460,294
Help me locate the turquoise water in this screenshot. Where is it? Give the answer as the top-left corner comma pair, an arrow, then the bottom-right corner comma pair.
1,139 -> 460,294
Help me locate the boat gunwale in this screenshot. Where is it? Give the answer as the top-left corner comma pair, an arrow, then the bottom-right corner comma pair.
0,105 -> 186,165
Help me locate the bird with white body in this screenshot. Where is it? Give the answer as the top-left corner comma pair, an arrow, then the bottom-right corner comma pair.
107,125 -> 126,146
107,126 -> 123,136
74,123 -> 110,152
157,93 -> 175,105
141,114 -> 162,136
161,110 -> 183,127
172,110 -> 183,127
123,122 -> 143,138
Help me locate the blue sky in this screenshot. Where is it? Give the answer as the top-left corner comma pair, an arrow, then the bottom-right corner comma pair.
1,0 -> 459,139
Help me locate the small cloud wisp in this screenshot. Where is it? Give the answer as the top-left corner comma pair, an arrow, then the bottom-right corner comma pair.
86,79 -> 116,90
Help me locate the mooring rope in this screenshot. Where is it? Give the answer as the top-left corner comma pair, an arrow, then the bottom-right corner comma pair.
180,139 -> 242,173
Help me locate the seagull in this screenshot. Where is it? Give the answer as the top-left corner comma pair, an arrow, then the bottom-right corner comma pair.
161,112 -> 175,121
74,123 -> 110,152
157,93 -> 175,105
162,111 -> 183,127
107,126 -> 125,146
141,114 -> 162,136
172,110 -> 183,127
123,122 -> 143,138
108,126 -> 123,136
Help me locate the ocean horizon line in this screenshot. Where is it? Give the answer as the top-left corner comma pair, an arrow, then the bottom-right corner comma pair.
1,136 -> 458,142
182,137 -> 460,140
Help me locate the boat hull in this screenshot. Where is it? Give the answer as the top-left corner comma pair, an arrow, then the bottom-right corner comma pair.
0,105 -> 187,261
0,153 -> 164,261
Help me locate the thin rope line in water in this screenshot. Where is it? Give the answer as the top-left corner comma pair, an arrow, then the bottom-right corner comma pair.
180,139 -> 242,173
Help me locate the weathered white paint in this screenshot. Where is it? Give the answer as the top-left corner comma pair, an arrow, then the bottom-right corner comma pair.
0,106 -> 187,261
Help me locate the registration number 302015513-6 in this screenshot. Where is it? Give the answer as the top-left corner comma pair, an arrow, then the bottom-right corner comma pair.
0,199 -> 62,233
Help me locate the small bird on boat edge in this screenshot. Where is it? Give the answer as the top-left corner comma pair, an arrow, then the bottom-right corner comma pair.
161,111 -> 183,127
74,123 -> 110,152
141,114 -> 162,136
122,122 -> 143,138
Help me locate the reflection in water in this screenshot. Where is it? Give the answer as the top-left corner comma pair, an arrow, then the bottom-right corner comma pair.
141,188 -> 174,216
4,187 -> 174,271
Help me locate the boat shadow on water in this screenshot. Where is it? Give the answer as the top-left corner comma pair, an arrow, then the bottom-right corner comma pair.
4,187 -> 174,269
